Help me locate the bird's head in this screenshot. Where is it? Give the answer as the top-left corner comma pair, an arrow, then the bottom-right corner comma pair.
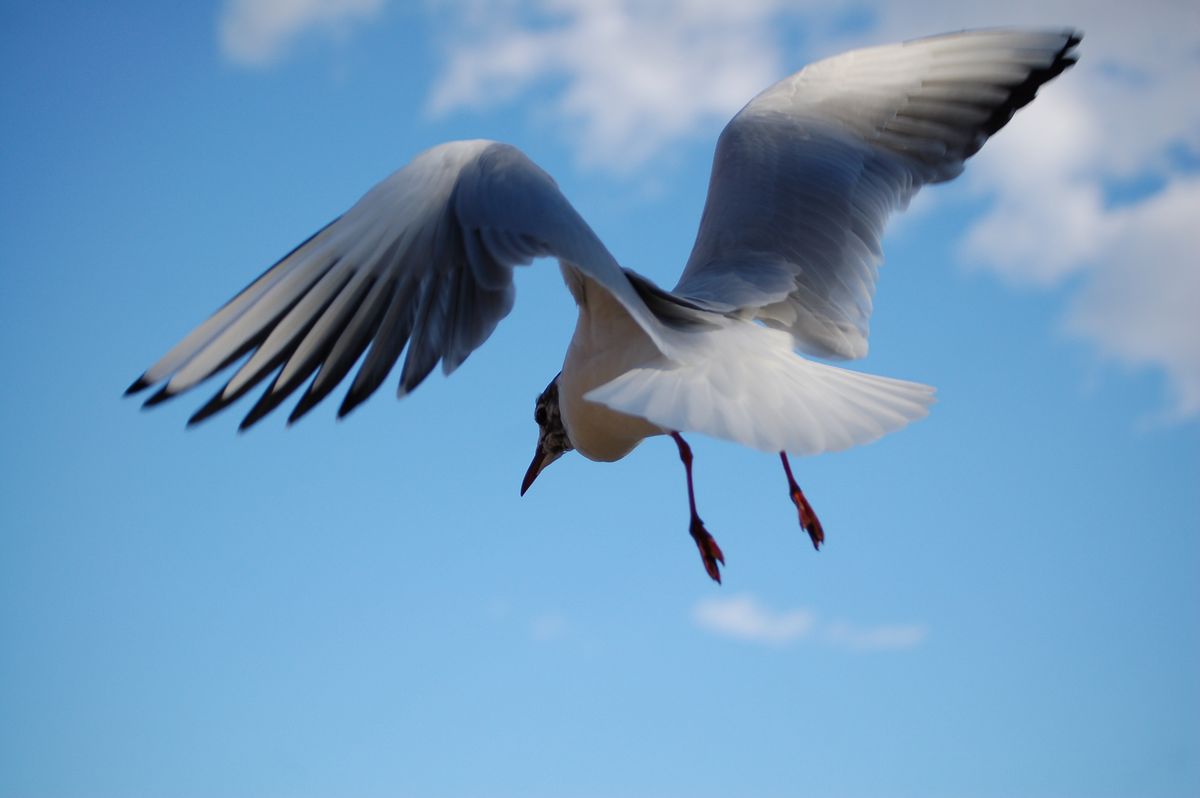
520,374 -> 574,496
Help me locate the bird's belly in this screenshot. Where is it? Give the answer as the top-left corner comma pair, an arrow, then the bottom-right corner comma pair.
559,294 -> 666,463
561,386 -> 663,462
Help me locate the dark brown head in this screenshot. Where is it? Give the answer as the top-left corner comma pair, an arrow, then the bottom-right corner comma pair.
520,374 -> 575,496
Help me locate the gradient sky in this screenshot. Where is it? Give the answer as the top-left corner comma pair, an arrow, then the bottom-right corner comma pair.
2,2 -> 1197,797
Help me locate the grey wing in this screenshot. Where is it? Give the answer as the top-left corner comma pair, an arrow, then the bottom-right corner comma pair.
127,140 -> 669,428
673,28 -> 1081,359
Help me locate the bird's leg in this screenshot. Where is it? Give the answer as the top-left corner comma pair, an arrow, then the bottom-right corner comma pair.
780,452 -> 825,550
671,432 -> 724,583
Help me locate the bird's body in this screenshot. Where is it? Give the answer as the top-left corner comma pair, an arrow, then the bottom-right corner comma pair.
559,270 -> 665,462
129,28 -> 1081,581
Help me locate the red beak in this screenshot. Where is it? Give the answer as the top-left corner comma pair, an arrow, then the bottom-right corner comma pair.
520,443 -> 548,496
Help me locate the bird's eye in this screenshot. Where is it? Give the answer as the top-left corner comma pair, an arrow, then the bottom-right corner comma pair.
535,407 -> 547,425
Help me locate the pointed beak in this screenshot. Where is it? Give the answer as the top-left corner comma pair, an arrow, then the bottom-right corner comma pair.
521,443 -> 558,496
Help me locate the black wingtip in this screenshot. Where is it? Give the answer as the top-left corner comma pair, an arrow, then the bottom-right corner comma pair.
287,349 -> 364,426
397,359 -> 436,399
976,30 -> 1086,142
125,375 -> 152,396
186,389 -> 231,427
1057,29 -> 1083,70
142,385 -> 176,408
1057,32 -> 1083,74
239,385 -> 294,432
336,394 -> 360,420
239,392 -> 276,432
337,382 -> 373,419
287,389 -> 322,425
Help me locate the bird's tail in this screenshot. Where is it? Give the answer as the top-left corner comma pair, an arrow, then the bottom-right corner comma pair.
584,321 -> 934,455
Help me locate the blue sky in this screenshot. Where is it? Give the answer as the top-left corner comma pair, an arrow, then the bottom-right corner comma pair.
1,2 -> 1197,797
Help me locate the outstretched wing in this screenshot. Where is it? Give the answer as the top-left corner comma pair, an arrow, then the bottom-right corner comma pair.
672,28 -> 1081,359
127,140 -> 674,428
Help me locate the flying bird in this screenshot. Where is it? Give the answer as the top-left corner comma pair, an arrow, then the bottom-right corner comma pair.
128,28 -> 1081,582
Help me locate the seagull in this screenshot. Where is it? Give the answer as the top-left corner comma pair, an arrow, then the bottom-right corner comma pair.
128,28 -> 1081,582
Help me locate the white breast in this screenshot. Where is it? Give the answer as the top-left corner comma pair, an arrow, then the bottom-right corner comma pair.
558,269 -> 665,462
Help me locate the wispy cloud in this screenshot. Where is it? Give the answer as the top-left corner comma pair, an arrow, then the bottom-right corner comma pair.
1063,177 -> 1200,422
693,594 -> 816,644
219,0 -> 383,67
428,0 -> 1200,421
429,0 -> 786,170
692,594 -> 926,651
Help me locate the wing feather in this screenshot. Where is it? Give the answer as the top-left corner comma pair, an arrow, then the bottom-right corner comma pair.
673,28 -> 1081,359
131,140 -> 675,427
339,277 -> 419,418
288,275 -> 395,423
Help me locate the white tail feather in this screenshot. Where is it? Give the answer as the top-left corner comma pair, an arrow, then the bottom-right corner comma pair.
584,322 -> 934,455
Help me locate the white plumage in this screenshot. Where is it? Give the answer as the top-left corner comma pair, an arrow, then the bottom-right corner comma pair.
130,29 -> 1081,581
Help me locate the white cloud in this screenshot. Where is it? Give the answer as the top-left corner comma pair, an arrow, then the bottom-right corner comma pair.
693,594 -> 816,644
219,0 -> 383,67
428,0 -> 1200,421
429,0 -> 787,170
1064,177 -> 1200,422
958,89 -> 1110,286
692,594 -> 925,651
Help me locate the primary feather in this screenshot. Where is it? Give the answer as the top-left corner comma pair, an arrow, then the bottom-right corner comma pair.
128,140 -> 685,428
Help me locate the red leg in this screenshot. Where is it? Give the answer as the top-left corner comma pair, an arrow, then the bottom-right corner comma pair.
671,432 -> 724,583
780,452 -> 825,550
